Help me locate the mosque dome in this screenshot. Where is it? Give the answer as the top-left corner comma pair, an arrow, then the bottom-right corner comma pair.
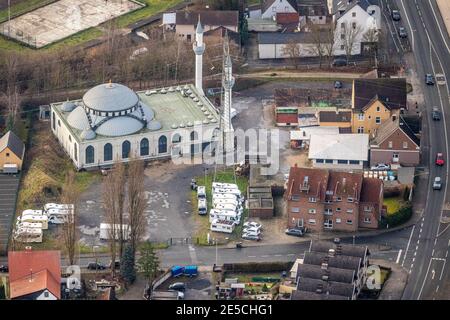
82,82 -> 139,113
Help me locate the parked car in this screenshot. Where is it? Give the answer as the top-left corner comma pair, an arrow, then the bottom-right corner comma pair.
370,163 -> 391,171
285,228 -> 306,237
87,262 -> 106,270
334,80 -> 343,89
392,10 -> 401,21
0,265 -> 8,273
425,74 -> 435,85
332,58 -> 347,67
433,177 -> 442,190
243,221 -> 262,230
398,27 -> 407,38
432,107 -> 441,121
436,153 -> 445,166
242,233 -> 261,241
243,226 -> 261,234
169,282 -> 186,292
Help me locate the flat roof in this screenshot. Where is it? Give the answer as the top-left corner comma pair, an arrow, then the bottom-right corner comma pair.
309,134 -> 369,161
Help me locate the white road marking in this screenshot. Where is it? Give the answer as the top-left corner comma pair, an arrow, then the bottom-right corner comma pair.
402,225 -> 416,266
428,0 -> 450,54
396,249 -> 403,264
401,0 -> 415,48
418,259 -> 433,299
436,285 -> 439,292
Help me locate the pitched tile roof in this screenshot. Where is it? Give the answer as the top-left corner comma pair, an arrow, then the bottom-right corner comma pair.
286,166 -> 329,200
319,110 -> 352,123
262,0 -> 298,13
372,115 -> 420,147
353,78 -> 407,111
310,241 -> 369,259
297,277 -> 355,298
0,130 -> 25,159
303,251 -> 362,271
297,263 -> 356,283
360,178 -> 383,204
8,250 -> 61,299
291,290 -> 350,300
175,10 -> 239,27
327,171 -> 363,199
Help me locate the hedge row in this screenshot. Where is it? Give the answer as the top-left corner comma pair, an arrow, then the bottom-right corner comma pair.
223,261 -> 292,273
385,205 -> 413,228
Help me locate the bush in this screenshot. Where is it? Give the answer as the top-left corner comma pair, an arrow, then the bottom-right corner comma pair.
223,262 -> 292,273
385,205 -> 413,228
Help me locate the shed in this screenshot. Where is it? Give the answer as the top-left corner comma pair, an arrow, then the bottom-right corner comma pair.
0,131 -> 25,171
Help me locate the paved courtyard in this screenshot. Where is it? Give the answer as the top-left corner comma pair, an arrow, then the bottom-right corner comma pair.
0,0 -> 143,48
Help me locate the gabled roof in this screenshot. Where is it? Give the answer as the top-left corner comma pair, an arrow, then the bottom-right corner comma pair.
319,111 -> 352,123
360,178 -> 383,204
0,131 -> 25,159
297,277 -> 355,298
353,78 -> 407,111
297,263 -> 355,283
262,0 -> 298,13
286,166 -> 329,200
327,171 -> 363,199
291,290 -> 350,300
371,115 -> 420,147
303,251 -> 362,271
334,0 -> 371,17
175,10 -> 239,27
8,250 -> 61,299
310,241 -> 369,259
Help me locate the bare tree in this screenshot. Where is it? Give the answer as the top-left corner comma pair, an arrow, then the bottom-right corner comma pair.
308,25 -> 327,68
323,22 -> 337,66
127,158 -> 147,256
282,40 -> 301,69
61,170 -> 79,266
342,21 -> 363,63
1,53 -> 21,130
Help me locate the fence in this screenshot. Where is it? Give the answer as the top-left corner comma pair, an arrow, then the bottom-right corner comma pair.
0,23 -> 38,48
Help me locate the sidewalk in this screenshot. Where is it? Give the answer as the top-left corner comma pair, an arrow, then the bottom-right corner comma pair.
371,259 -> 408,300
436,0 -> 450,38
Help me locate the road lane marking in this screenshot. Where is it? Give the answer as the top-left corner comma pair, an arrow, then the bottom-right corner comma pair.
428,0 -> 450,54
401,0 -> 415,47
396,249 -> 403,264
418,259 -> 433,299
402,225 -> 416,266
431,269 -> 435,280
436,285 -> 439,292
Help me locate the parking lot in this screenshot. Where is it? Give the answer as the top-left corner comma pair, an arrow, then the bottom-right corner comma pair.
0,174 -> 20,254
157,271 -> 214,300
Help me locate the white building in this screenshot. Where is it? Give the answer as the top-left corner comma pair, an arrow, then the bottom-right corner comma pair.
50,19 -> 233,171
308,133 -> 369,170
261,0 -> 298,19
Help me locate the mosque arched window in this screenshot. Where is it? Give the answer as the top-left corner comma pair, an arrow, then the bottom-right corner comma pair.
140,138 -> 149,156
85,145 -> 95,164
104,143 -> 113,161
122,140 -> 131,159
158,136 -> 167,154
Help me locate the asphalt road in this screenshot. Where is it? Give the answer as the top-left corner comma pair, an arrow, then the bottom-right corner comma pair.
394,0 -> 450,300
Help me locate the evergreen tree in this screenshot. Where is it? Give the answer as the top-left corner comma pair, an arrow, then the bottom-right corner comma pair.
120,245 -> 136,285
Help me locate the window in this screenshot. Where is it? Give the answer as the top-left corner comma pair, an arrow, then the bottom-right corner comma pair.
352,12 -> 356,17
190,131 -> 198,141
324,219 -> 333,229
325,209 -> 333,215
291,207 -> 300,213
336,197 -> 342,202
291,195 -> 300,201
325,159 -> 333,164
316,159 -> 324,163
308,197 -> 316,203
308,219 -> 316,225
338,160 -> 348,164
44,291 -> 49,298
85,145 -> 94,164
358,113 -> 364,120
74,143 -> 78,161
375,117 -> 381,124
364,206 -> 372,212
336,207 -> 341,212
346,219 -> 353,225
158,136 -> 168,153
346,209 -> 353,213
52,112 -> 56,130
336,218 -> 341,223
358,127 -> 364,133
403,141 -> 408,149
347,197 -> 354,203
341,22 -> 345,29
388,141 -> 393,148
58,120 -> 61,127
376,106 -> 381,112
104,143 -> 113,161
341,34 -> 345,40
308,209 -> 316,214
140,138 -> 149,156
364,217 -> 371,223
122,140 -> 131,159
352,22 -> 356,29
341,44 -> 345,50
349,160 -> 360,165
172,133 -> 181,143
6,153 -> 9,157
69,135 -> 72,142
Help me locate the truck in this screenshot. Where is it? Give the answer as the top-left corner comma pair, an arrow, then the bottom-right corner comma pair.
99,223 -> 131,240
171,266 -> 185,277
184,265 -> 198,277
210,219 -> 235,234
150,291 -> 184,300
198,197 -> 207,215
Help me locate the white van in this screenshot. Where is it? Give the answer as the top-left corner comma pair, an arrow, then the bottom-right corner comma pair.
212,182 -> 239,189
16,221 -> 43,230
44,203 -> 74,212
209,212 -> 241,225
198,198 -> 207,215
197,186 -> 206,199
214,203 -> 243,214
210,219 -> 235,234
22,209 -> 44,216
213,198 -> 240,208
99,223 -> 131,240
19,215 -> 48,229
13,227 -> 43,243
46,208 -> 73,216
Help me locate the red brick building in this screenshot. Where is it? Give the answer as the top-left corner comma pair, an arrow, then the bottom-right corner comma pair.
285,166 -> 383,232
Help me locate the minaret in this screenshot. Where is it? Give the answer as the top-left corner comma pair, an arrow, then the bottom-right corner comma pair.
221,34 -> 235,153
193,16 -> 205,95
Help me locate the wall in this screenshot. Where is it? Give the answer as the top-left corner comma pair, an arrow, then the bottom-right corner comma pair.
287,196 -> 324,231
0,148 -> 22,170
312,159 -> 364,170
351,100 -> 398,134
176,24 -> 238,41
258,42 -> 319,59
370,149 -> 420,166
261,0 -> 297,19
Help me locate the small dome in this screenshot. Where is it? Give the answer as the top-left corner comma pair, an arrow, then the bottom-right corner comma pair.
201,107 -> 206,112
168,87 -> 175,92
96,117 -> 144,136
147,120 -> 162,131
211,119 -> 217,123
204,111 -> 210,116
193,97 -> 199,102
61,101 -> 76,112
80,129 -> 96,140
160,88 -> 167,94
197,102 -> 203,107
179,123 -> 185,128
183,85 -> 189,90
176,86 -> 182,91
187,89 -> 193,95
208,115 -> 214,120
145,90 -> 152,96
203,119 -> 209,124
190,93 -> 196,98
186,121 -> 193,127
67,106 -> 91,131
171,124 -> 178,129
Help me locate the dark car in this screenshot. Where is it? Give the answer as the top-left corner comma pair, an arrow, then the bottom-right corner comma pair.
425,74 -> 435,85
0,265 -> 8,273
169,282 -> 186,292
392,10 -> 401,21
285,228 -> 306,237
432,106 -> 441,121
398,27 -> 407,38
87,262 -> 106,270
332,58 -> 347,67
334,81 -> 343,89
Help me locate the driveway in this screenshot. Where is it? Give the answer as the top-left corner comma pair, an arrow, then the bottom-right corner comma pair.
0,174 -> 20,255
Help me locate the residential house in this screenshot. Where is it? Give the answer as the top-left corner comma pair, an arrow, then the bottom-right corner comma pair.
163,11 -> 239,41
291,240 -> 370,300
351,78 -> 407,134
285,166 -> 383,231
308,133 -> 369,170
8,249 -> 61,300
203,26 -> 240,46
298,0 -> 329,27
276,12 -> 300,32
261,0 -> 298,19
318,110 -> 352,129
370,115 -> 420,166
0,130 -> 25,171
332,0 -> 379,56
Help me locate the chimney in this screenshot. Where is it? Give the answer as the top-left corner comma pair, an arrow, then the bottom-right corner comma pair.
328,248 -> 336,257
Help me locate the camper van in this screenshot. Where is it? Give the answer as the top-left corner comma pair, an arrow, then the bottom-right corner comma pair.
209,210 -> 241,225
198,198 -> 207,215
99,223 -> 131,241
214,203 -> 243,214
212,182 -> 239,189
46,208 -> 73,216
213,198 -> 240,208
210,219 -> 235,234
22,209 -> 44,216
213,188 -> 242,196
19,215 -> 48,229
48,214 -> 69,225
44,203 -> 74,212
16,221 -> 43,230
212,193 -> 241,201
13,227 -> 43,243
197,186 -> 206,199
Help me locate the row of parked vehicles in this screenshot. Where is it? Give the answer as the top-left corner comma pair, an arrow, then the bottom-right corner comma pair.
13,203 -> 74,243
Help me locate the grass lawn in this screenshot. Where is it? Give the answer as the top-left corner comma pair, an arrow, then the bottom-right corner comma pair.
0,0 -> 54,23
383,196 -> 406,215
191,168 -> 249,245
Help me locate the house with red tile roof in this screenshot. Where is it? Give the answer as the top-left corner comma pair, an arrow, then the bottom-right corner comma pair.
8,249 -> 61,300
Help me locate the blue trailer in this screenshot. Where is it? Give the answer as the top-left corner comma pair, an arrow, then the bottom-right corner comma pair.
171,266 -> 184,277
184,265 -> 198,277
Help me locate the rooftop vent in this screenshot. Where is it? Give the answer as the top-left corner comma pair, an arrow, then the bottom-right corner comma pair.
328,249 -> 336,257
321,262 -> 328,270
322,275 -> 329,281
